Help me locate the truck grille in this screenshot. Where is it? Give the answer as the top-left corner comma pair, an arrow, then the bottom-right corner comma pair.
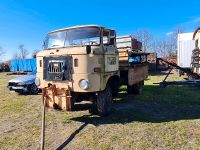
48,60 -> 64,73
43,56 -> 72,81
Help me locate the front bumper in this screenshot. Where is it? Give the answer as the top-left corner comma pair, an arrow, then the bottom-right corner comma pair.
8,85 -> 28,92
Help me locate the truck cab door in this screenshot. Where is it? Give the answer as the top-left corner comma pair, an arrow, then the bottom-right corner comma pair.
103,29 -> 119,72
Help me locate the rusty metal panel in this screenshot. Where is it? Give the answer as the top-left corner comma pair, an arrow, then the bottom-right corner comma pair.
128,64 -> 148,86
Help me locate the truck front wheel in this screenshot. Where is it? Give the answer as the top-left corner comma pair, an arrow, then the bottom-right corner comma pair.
95,85 -> 112,116
127,80 -> 144,95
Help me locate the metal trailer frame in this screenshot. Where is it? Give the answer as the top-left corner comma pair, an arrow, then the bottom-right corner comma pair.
158,80 -> 200,87
155,58 -> 200,87
158,58 -> 200,79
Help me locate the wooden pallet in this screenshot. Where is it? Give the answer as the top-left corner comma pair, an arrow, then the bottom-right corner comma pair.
42,85 -> 72,111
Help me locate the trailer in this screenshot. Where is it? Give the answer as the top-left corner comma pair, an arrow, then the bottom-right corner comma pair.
177,33 -> 195,69
154,58 -> 200,87
158,80 -> 200,87
158,58 -> 200,79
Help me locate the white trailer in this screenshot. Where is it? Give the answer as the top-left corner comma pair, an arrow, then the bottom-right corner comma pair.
177,33 -> 195,68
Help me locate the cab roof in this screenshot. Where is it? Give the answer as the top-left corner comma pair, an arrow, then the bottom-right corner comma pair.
49,25 -> 109,34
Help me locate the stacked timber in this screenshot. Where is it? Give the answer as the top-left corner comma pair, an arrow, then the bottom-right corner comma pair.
116,35 -> 142,68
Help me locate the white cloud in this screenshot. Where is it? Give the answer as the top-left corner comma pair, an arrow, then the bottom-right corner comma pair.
166,31 -> 173,36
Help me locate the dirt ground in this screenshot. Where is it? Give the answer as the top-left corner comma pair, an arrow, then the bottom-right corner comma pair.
0,72 -> 200,150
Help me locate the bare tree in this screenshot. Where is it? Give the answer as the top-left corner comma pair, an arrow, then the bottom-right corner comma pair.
13,53 -> 20,59
133,29 -> 153,52
154,27 -> 184,57
167,26 -> 184,55
18,44 -> 29,59
154,39 -> 169,57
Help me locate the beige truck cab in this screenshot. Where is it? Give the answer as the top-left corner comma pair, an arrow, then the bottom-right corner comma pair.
36,25 -> 148,116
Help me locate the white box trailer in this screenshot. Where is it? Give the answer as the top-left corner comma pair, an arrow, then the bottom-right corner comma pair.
177,33 -> 195,68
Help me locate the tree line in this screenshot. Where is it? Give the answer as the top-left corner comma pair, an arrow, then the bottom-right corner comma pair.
0,45 -> 38,61
133,27 -> 184,57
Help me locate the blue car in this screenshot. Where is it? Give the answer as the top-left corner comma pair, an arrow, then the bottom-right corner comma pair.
7,74 -> 39,94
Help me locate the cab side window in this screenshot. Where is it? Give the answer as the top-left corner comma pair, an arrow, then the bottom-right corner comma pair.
103,30 -> 110,45
103,30 -> 116,46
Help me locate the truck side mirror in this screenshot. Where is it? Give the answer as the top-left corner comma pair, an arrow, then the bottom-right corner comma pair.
109,30 -> 116,46
110,30 -> 115,37
110,38 -> 115,45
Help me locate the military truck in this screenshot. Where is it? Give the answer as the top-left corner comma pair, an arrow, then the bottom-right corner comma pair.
35,25 -> 148,116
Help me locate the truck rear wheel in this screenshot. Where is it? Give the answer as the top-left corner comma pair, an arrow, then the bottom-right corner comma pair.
127,80 -> 144,95
91,85 -> 112,116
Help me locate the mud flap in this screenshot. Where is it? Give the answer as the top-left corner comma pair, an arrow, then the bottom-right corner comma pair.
42,85 -> 72,111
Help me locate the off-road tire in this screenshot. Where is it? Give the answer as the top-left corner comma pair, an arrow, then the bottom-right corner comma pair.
89,101 -> 98,115
111,82 -> 119,97
127,80 -> 144,95
96,85 -> 112,116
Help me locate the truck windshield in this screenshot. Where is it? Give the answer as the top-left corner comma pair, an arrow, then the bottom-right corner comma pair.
44,27 -> 101,49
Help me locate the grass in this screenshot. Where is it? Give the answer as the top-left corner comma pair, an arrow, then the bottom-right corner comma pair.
0,72 -> 200,149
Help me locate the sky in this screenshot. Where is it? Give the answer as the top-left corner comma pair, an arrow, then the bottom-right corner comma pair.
0,0 -> 200,61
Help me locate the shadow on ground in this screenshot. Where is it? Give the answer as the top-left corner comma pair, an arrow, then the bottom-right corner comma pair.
70,84 -> 200,125
57,82 -> 200,149
56,123 -> 88,150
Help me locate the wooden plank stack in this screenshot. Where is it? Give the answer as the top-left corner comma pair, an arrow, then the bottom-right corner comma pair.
116,35 -> 142,68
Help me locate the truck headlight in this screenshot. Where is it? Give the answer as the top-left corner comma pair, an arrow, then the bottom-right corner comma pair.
79,79 -> 89,90
35,77 -> 40,86
18,82 -> 25,86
